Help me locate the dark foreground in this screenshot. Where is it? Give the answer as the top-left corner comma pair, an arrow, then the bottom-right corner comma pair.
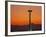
11,24 -> 41,32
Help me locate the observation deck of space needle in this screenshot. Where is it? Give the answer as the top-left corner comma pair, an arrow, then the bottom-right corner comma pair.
28,9 -> 32,31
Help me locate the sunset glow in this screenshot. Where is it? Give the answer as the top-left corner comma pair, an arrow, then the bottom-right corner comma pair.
11,5 -> 42,26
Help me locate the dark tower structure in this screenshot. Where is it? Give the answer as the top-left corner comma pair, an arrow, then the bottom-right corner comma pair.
28,10 -> 32,31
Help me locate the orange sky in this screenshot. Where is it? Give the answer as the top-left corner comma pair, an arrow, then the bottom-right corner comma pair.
11,5 -> 42,26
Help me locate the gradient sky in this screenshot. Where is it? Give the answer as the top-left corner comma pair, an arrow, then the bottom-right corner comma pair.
11,5 -> 42,26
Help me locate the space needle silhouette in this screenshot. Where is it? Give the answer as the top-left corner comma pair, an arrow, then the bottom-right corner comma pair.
28,9 -> 32,31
